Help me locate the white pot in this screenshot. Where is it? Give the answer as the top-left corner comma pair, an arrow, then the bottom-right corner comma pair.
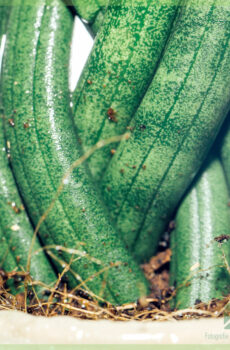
0,311 -> 229,344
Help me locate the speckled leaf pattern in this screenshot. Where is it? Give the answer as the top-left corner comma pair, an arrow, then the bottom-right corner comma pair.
2,0 -> 149,305
72,0 -> 107,23
101,0 -> 230,262
73,0 -> 180,181
170,156 -> 230,309
0,113 -> 57,295
0,2 -> 56,296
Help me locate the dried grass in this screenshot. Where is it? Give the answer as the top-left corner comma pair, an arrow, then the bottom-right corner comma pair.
0,134 -> 229,322
0,249 -> 229,322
